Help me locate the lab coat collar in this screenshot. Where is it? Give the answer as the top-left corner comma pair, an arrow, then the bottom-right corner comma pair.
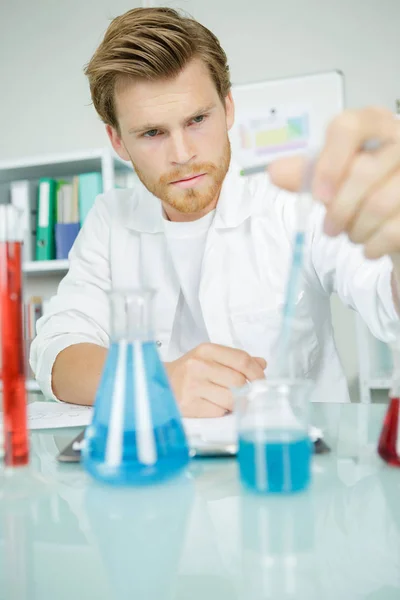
126,159 -> 252,233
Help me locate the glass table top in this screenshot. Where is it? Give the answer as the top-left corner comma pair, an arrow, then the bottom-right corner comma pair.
1,398 -> 400,600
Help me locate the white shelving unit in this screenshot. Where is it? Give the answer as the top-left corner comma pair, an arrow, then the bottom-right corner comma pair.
0,147 -> 132,191
23,259 -> 70,275
26,380 -> 40,392
0,380 -> 40,392
0,147 -> 133,392
356,314 -> 392,403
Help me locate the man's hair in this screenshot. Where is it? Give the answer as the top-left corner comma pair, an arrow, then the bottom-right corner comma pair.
84,7 -> 231,132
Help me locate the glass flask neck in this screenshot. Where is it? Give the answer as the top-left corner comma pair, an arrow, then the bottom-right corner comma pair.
109,289 -> 155,343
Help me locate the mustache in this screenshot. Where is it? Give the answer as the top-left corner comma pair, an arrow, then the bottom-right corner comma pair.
161,162 -> 217,185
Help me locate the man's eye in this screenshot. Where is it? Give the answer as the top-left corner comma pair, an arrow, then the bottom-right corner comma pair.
192,115 -> 205,124
143,129 -> 159,138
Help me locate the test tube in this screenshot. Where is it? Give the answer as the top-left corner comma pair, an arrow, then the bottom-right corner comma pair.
0,204 -> 29,467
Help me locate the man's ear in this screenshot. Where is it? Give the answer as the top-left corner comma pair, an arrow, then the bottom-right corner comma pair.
106,125 -> 130,161
225,91 -> 235,131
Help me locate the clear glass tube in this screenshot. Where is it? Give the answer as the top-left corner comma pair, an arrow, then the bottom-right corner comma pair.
82,288 -> 189,485
0,204 -> 29,468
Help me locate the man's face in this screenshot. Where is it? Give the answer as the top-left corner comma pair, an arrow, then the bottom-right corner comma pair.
107,58 -> 234,221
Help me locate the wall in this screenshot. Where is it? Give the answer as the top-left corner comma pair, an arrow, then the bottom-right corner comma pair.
2,0 -> 399,160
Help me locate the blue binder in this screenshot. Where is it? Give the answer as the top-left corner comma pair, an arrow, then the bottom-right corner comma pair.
55,222 -> 80,260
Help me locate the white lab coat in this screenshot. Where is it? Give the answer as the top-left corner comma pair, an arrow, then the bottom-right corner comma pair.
30,161 -> 398,403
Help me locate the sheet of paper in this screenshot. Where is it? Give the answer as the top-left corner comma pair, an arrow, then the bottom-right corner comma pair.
0,402 -> 93,431
0,403 -> 236,437
184,416 -> 321,443
0,403 -> 322,443
27,402 -> 93,429
183,415 -> 236,444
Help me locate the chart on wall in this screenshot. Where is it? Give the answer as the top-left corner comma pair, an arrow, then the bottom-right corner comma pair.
230,70 -> 344,172
237,105 -> 311,164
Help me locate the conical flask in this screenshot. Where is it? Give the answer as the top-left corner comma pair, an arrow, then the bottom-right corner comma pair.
82,288 -> 190,485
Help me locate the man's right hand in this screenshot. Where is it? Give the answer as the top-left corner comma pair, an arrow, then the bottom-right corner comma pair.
164,343 -> 266,418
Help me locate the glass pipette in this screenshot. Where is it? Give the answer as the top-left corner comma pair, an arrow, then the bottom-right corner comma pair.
270,155 -> 316,379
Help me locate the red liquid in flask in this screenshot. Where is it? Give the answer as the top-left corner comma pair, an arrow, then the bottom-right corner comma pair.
0,240 -> 29,467
378,397 -> 400,467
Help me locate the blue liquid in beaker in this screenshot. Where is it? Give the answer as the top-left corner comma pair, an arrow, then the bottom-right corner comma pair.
239,430 -> 311,494
83,341 -> 189,485
84,420 -> 189,485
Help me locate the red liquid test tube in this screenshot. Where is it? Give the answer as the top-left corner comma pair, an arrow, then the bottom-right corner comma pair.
378,396 -> 400,467
378,339 -> 400,468
0,206 -> 29,467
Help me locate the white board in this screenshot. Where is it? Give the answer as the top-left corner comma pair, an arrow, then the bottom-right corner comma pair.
229,70 -> 344,172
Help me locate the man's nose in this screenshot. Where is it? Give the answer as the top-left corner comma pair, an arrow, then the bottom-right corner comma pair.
169,131 -> 196,166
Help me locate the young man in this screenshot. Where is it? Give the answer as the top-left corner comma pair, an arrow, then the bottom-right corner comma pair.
30,7 -> 400,415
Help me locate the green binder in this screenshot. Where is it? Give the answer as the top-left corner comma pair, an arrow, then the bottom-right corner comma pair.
35,178 -> 57,261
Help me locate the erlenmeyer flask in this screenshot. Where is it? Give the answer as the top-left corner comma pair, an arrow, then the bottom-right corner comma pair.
378,341 -> 400,467
82,289 -> 190,485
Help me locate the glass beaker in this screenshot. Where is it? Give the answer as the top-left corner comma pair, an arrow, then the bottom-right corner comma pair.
234,379 -> 312,494
82,289 -> 190,485
0,204 -> 29,468
378,340 -> 400,467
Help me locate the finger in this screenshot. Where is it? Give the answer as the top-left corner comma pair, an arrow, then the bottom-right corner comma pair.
364,215 -> 400,260
197,381 -> 234,411
348,173 -> 400,244
313,107 -> 400,204
204,360 -> 247,389
254,357 -> 267,370
323,142 -> 400,237
268,155 -> 307,192
197,344 -> 265,381
182,396 -> 227,418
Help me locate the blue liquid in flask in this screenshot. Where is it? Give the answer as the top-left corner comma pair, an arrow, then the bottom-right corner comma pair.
82,341 -> 190,485
239,430 -> 311,494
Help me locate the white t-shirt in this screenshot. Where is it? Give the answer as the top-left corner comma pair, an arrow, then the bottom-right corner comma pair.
163,210 -> 215,358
